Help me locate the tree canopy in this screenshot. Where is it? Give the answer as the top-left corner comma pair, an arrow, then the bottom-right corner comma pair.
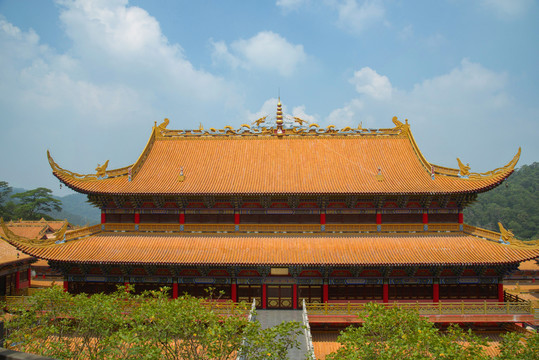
3,286 -> 302,360
464,163 -> 539,240
0,182 -> 62,221
326,303 -> 538,360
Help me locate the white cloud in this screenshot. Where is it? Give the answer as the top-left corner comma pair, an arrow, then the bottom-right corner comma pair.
334,0 -> 386,35
0,0 -> 242,193
349,67 -> 392,100
481,0 -> 534,19
276,0 -> 309,12
325,59 -> 535,171
212,31 -> 307,76
292,105 -> 317,124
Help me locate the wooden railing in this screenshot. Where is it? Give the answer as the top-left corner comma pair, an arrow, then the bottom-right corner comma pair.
463,224 -> 501,242
381,224 -> 424,232
104,223 -> 136,232
138,223 -> 181,232
65,224 -> 102,241
240,224 -> 320,233
183,224 -> 236,232
97,223 -> 465,234
325,224 -> 377,232
428,223 -> 460,232
306,301 -> 534,316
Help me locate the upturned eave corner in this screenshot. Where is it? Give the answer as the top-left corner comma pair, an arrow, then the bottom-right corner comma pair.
46,149 -> 133,184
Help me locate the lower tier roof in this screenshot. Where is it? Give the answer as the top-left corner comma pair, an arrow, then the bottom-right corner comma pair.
13,233 -> 539,267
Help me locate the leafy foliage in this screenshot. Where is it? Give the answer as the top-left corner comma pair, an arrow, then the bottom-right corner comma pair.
326,303 -> 488,360
3,286 -> 302,360
0,182 -> 62,221
326,303 -> 539,360
464,163 -> 539,240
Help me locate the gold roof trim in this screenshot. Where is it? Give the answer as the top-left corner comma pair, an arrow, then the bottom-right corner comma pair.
47,150 -> 132,182
429,147 -> 521,180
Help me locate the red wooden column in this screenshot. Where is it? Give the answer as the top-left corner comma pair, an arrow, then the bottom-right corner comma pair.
383,283 -> 389,303
172,283 -> 178,299
101,212 -> 106,224
458,211 -> 464,230
134,212 -> 140,230
423,212 -> 428,231
15,271 -> 20,290
322,284 -> 329,303
179,213 -> 185,224
498,283 -> 504,302
376,213 -> 382,232
433,282 -> 439,303
320,213 -> 326,231
27,268 -> 32,288
231,283 -> 237,302
262,284 -> 267,309
234,213 -> 240,232
63,280 -> 69,292
293,284 -> 298,309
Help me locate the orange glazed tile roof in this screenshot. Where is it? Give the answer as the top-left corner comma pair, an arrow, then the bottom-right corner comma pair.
12,233 -> 539,266
48,120 -> 520,196
0,238 -> 34,266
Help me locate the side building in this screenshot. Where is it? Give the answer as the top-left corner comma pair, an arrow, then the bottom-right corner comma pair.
2,101 -> 538,311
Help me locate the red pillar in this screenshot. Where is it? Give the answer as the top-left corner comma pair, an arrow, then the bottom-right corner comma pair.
101,212 -> 106,224
15,271 -> 20,290
262,284 -> 267,309
498,283 -> 504,302
134,213 -> 140,224
172,283 -> 178,299
423,212 -> 428,224
63,280 -> 69,292
293,284 -> 298,309
383,283 -> 389,303
179,213 -> 185,224
27,268 -> 31,288
323,284 -> 329,303
433,283 -> 439,303
320,213 -> 326,225
376,213 -> 382,224
458,212 -> 464,224
234,213 -> 240,225
231,283 -> 237,302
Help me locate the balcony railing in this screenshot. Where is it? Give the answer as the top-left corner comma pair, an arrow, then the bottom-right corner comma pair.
99,222 -> 464,234
305,301 -> 534,316
463,224 -> 501,242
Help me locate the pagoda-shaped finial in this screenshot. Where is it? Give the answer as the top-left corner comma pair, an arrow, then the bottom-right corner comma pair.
276,97 -> 284,136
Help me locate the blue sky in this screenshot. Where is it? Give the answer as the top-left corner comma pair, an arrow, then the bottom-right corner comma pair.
0,0 -> 537,195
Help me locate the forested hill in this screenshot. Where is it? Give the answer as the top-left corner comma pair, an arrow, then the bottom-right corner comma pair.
464,162 -> 538,240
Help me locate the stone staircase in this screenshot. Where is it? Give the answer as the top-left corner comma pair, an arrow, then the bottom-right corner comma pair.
254,310 -> 309,360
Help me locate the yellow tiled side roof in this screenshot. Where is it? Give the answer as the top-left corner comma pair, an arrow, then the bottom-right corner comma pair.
14,233 -> 539,266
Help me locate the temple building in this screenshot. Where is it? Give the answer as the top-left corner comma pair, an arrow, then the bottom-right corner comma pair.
2,100 -> 538,312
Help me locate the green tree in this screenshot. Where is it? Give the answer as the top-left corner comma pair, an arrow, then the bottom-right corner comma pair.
464,163 -> 539,240
10,187 -> 62,220
495,330 -> 539,360
326,303 -> 488,360
0,181 -> 13,220
4,286 -> 302,360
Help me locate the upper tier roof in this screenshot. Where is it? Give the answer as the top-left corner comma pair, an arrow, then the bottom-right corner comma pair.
48,112 -> 521,196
